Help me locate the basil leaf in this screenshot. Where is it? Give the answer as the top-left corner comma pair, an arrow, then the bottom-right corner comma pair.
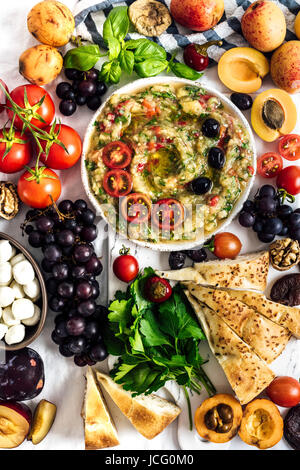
124,38 -> 148,50
134,40 -> 167,63
119,50 -> 134,75
99,60 -> 122,84
169,61 -> 202,80
103,6 -> 129,43
63,45 -> 101,71
135,59 -> 168,78
108,37 -> 121,60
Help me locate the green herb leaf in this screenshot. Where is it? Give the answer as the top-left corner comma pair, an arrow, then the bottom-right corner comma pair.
135,59 -> 168,78
119,49 -> 134,75
169,61 -> 202,80
134,40 -> 167,63
108,37 -> 121,60
124,38 -> 148,50
103,6 -> 129,43
64,45 -> 102,71
140,311 -> 172,347
99,60 -> 122,84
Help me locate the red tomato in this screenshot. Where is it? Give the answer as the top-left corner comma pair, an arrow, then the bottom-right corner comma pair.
121,192 -> 152,223
145,276 -> 172,303
152,198 -> 184,231
211,232 -> 242,259
7,85 -> 55,130
18,167 -> 61,208
279,134 -> 300,161
102,141 -> 132,169
113,253 -> 139,283
0,79 -> 8,114
267,376 -> 300,407
103,169 -> 133,198
39,124 -> 82,170
0,128 -> 31,173
277,165 -> 300,195
257,153 -> 283,178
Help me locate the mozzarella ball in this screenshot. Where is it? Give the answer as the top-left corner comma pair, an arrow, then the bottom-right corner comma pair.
23,278 -> 40,301
10,253 -> 25,267
3,306 -> 20,326
10,281 -> 25,299
9,245 -> 16,260
0,262 -> 12,286
22,305 -> 41,326
0,286 -> 15,307
13,260 -> 35,285
12,298 -> 34,320
0,240 -> 13,263
0,323 -> 8,340
5,324 -> 25,345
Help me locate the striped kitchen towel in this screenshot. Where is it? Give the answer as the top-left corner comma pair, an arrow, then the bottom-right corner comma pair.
73,0 -> 300,65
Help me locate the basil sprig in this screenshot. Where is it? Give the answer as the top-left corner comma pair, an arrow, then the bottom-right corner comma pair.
64,6 -> 202,84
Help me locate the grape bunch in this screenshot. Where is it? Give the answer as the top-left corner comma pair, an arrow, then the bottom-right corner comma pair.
238,184 -> 300,243
24,199 -> 108,367
56,68 -> 107,116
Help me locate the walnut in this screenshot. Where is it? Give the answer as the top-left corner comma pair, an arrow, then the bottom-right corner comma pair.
269,238 -> 300,271
0,182 -> 19,220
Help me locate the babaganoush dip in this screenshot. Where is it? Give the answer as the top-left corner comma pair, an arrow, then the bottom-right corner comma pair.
85,83 -> 254,244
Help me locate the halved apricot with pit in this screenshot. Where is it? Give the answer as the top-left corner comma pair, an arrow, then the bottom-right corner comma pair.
251,89 -> 297,142
218,47 -> 269,93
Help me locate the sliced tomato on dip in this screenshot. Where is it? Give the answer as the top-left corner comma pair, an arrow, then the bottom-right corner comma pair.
278,134 -> 300,161
257,152 -> 283,178
121,192 -> 151,223
152,198 -> 184,231
102,141 -> 133,169
103,169 -> 132,197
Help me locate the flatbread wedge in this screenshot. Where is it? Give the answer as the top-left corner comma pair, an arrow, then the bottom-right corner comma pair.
157,251 -> 269,291
185,292 -> 275,404
225,289 -> 300,338
95,371 -> 181,440
186,284 -> 290,363
82,367 -> 119,450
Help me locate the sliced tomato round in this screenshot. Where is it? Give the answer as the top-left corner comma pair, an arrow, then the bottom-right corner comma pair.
257,152 -> 283,178
278,134 -> 300,161
103,169 -> 132,198
152,198 -> 184,231
121,193 -> 152,224
102,141 -> 132,169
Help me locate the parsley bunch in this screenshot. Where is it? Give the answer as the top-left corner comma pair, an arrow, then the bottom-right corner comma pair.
103,268 -> 215,429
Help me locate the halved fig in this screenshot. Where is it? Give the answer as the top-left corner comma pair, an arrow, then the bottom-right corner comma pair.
28,399 -> 57,445
0,401 -> 31,449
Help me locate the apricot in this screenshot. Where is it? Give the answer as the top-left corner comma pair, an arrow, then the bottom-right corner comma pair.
170,0 -> 224,32
241,1 -> 286,52
295,11 -> 300,40
218,47 -> 269,93
251,89 -> 297,142
270,41 -> 300,94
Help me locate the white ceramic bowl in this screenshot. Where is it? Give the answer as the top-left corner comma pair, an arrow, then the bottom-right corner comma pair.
81,77 -> 256,251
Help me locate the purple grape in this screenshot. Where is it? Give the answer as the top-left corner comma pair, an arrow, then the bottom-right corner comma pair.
85,68 -> 98,81
41,258 -> 54,273
87,95 -> 102,111
80,209 -> 95,226
84,320 -> 99,339
91,281 -> 100,299
85,254 -> 103,275
52,263 -> 69,280
65,68 -> 82,80
54,313 -> 66,324
95,81 -> 107,96
74,199 -> 87,211
56,229 -> 75,247
239,211 -> 256,228
25,225 -> 34,235
89,342 -> 108,362
49,296 -> 67,312
51,330 -> 64,345
55,320 -> 68,338
28,230 -> 43,248
76,95 -> 87,106
44,244 -> 62,263
56,82 -> 72,99
46,277 -> 58,295
68,336 -> 87,354
77,299 -> 96,317
74,355 -> 88,367
60,100 -> 76,116
66,316 -> 86,336
64,219 -> 78,232
78,80 -> 96,97
43,232 -> 55,245
36,216 -> 54,232
57,281 -> 74,299
59,341 -> 74,357
58,200 -> 74,213
71,265 -> 87,280
73,244 -> 93,263
81,225 -> 97,242
76,281 -> 92,299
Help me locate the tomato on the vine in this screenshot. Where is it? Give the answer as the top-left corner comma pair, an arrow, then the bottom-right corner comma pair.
152,198 -> 184,231
277,165 -> 300,196
0,127 -> 31,173
121,193 -> 152,223
7,85 -> 55,130
267,376 -> 300,408
103,169 -> 133,197
206,232 -> 242,259
257,153 -> 283,178
18,166 -> 61,208
102,141 -> 132,169
39,124 -> 82,170
278,134 -> 300,161
113,246 -> 139,283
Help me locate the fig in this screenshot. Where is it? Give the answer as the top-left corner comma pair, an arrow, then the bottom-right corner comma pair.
284,405 -> 300,450
0,347 -> 44,401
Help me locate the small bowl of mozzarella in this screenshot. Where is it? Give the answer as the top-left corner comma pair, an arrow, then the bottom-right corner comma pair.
0,233 -> 47,350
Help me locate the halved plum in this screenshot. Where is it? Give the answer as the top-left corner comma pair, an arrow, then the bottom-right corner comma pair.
0,401 -> 31,448
0,347 -> 44,401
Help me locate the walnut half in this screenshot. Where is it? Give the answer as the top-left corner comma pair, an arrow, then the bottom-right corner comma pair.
0,182 -> 19,220
269,238 -> 300,271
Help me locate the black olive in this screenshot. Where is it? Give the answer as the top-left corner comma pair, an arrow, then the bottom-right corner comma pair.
184,248 -> 207,263
189,176 -> 212,195
202,118 -> 220,138
208,147 -> 226,169
230,93 -> 253,111
169,251 -> 186,270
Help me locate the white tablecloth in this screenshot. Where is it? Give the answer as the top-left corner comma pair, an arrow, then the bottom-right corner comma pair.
0,0 -> 299,451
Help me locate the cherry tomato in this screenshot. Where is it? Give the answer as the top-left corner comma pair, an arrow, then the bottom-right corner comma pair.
0,128 -> 31,173
0,79 -> 8,114
18,166 -> 61,208
121,193 -> 152,223
210,232 -> 242,259
145,276 -> 172,303
7,85 -> 55,130
113,248 -> 139,283
102,141 -> 132,169
152,198 -> 184,231
279,134 -> 300,161
277,165 -> 300,196
267,376 -> 300,408
103,169 -> 133,198
39,124 -> 82,170
257,153 -> 283,178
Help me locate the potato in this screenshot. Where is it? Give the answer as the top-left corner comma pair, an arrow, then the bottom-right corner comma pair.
19,45 -> 63,86
27,0 -> 75,47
